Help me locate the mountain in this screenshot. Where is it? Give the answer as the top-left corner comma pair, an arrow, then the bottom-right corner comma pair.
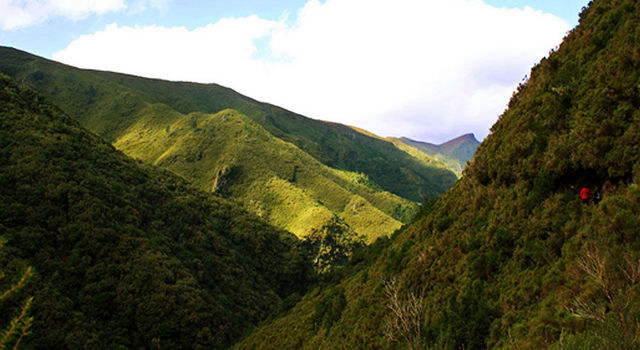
398,133 -> 481,175
0,48 -> 456,266
0,73 -> 314,349
113,106 -> 420,271
234,0 -> 640,348
0,46 -> 457,205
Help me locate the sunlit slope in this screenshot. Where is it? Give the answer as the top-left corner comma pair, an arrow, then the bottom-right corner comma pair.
0,73 -> 313,349
348,125 -> 452,172
113,105 -> 415,243
397,133 -> 480,176
0,47 -> 457,202
235,0 -> 640,349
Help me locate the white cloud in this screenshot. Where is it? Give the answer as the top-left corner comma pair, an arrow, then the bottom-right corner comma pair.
128,0 -> 168,14
52,0 -> 571,142
54,16 -> 278,84
0,0 -> 166,30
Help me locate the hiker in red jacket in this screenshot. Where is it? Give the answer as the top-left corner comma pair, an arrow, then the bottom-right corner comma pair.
580,187 -> 591,204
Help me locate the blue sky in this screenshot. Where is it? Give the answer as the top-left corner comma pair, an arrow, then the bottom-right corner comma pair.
0,0 -> 590,142
484,0 -> 589,25
1,0 -> 310,58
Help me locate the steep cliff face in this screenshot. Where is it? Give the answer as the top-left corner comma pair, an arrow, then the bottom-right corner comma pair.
235,1 -> 640,348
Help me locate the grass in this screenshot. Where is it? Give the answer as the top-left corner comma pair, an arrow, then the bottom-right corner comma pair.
114,107 -> 412,243
0,46 -> 457,202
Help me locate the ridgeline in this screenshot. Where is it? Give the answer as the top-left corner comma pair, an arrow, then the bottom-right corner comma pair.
0,74 -> 313,349
0,48 -> 458,269
234,0 -> 640,348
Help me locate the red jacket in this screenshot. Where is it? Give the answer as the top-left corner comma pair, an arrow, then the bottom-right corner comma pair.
580,187 -> 591,200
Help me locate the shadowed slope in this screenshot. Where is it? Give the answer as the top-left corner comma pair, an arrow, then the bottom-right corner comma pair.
0,73 -> 313,349
112,105 -> 419,270
0,47 -> 457,202
398,133 -> 480,176
234,1 -> 640,348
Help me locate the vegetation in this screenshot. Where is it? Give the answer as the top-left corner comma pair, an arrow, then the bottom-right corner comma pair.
4,0 -> 637,348
0,238 -> 33,350
0,73 -> 314,349
234,0 -> 640,348
112,107 -> 413,242
0,46 -> 457,204
0,47 -> 461,268
398,133 -> 481,176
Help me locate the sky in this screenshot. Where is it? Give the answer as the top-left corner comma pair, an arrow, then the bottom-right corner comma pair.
0,0 -> 591,143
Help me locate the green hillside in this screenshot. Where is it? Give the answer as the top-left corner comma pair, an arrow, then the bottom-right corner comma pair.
0,48 -> 456,265
114,106 -> 416,238
398,133 -> 481,176
0,73 -> 314,349
112,104 -> 419,270
0,47 -> 457,203
234,0 -> 640,348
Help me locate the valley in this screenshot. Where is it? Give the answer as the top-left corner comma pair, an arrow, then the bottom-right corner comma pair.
2,0 -> 639,349
0,47 -> 463,270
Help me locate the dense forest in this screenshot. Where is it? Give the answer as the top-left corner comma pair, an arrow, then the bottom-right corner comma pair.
235,0 -> 640,348
0,73 -> 314,349
0,47 -> 461,271
0,47 -> 457,202
3,0 -> 640,348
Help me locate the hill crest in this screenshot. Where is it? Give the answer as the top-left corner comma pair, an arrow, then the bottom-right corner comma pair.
0,45 -> 457,202
233,0 -> 640,348
398,133 -> 481,175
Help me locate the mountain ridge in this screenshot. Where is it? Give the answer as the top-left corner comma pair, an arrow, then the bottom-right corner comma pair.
112,105 -> 416,267
0,72 -> 314,349
234,0 -> 640,348
0,46 -> 460,264
0,47 -> 460,268
397,133 -> 481,175
0,46 -> 457,202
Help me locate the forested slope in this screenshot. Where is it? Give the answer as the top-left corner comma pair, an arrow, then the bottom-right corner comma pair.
0,47 -> 456,202
113,105 -> 420,270
0,73 -> 313,349
0,48 -> 457,263
398,133 -> 480,176
235,0 -> 640,348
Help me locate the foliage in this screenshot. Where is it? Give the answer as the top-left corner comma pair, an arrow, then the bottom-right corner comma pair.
0,46 -> 457,204
428,281 -> 496,350
301,216 -> 365,273
0,74 -> 314,349
398,133 -> 480,176
312,286 -> 347,332
0,239 -> 33,350
558,244 -> 640,350
234,1 -> 640,349
0,48 -> 452,266
382,276 -> 425,350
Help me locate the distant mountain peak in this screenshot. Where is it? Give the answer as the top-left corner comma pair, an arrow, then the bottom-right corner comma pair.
396,133 -> 481,175
400,133 -> 478,147
456,133 -> 478,142
440,133 -> 479,150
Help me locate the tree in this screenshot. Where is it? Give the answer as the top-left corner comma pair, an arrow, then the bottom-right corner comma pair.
383,276 -> 425,350
565,244 -> 640,349
0,238 -> 33,350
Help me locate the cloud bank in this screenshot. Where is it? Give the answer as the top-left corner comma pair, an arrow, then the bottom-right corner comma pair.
53,0 -> 571,142
0,0 -> 166,29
